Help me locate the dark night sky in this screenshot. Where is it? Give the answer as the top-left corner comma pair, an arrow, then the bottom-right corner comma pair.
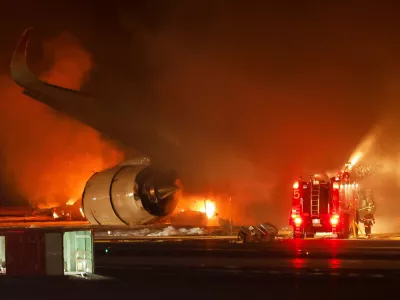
1,1 -> 400,225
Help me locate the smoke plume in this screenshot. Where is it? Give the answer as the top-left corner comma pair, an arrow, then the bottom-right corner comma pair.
118,3 -> 385,227
347,117 -> 400,233
0,32 -> 124,208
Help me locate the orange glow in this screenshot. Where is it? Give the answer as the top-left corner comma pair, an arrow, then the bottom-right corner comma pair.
79,207 -> 85,218
66,199 -> 77,206
191,199 -> 216,219
175,195 -> 219,221
52,212 -> 59,219
332,182 -> 339,189
293,182 -> 299,189
0,32 -> 124,209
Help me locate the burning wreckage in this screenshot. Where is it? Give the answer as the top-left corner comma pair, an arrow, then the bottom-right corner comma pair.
9,28 -> 280,240
32,201 -> 86,221
10,29 -> 181,226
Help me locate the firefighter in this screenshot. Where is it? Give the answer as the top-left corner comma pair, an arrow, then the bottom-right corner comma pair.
361,213 -> 375,238
359,201 -> 375,238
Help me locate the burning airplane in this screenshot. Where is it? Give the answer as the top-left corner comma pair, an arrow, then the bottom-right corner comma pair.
10,29 -> 180,225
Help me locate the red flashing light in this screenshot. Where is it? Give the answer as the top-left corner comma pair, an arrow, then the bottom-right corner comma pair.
330,215 -> 339,226
333,182 -> 339,189
291,208 -> 297,219
293,182 -> 299,189
294,217 -> 302,225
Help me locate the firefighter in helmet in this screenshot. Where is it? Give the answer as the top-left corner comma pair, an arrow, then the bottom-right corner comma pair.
359,204 -> 375,238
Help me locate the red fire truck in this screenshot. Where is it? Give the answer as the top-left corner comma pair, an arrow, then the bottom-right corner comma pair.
289,170 -> 359,239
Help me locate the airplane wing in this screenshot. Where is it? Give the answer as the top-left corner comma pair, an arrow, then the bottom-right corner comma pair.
10,28 -> 184,169
10,28 -> 101,124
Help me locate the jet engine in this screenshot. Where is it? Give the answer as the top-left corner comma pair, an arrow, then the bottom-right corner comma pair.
82,158 -> 179,226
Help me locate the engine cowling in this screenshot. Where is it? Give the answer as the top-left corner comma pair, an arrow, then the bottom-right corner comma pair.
82,158 -> 179,226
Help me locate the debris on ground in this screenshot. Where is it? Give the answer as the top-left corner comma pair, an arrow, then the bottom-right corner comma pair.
238,222 -> 278,243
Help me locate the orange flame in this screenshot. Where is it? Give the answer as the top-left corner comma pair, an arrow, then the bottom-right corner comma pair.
191,199 -> 216,219
0,32 -> 124,208
66,199 -> 77,206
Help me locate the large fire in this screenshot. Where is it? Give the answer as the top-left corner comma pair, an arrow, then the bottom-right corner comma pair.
51,201 -> 85,221
175,196 -> 218,224
191,199 -> 216,219
0,32 -> 124,209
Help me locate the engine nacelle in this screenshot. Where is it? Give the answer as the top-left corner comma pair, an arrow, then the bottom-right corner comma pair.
82,158 -> 179,226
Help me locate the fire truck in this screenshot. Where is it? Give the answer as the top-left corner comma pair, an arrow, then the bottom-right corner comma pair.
289,169 -> 362,239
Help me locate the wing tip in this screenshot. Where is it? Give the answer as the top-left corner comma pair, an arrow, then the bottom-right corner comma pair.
10,27 -> 36,85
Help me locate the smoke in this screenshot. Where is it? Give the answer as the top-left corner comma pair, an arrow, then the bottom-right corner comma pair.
0,2 -> 396,230
174,152 -> 281,225
346,117 -> 400,233
0,32 -> 124,208
117,3 -> 388,227
344,79 -> 400,233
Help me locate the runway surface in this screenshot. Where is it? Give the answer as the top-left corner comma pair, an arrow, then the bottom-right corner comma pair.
94,239 -> 400,276
2,238 -> 400,299
2,219 -> 400,299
